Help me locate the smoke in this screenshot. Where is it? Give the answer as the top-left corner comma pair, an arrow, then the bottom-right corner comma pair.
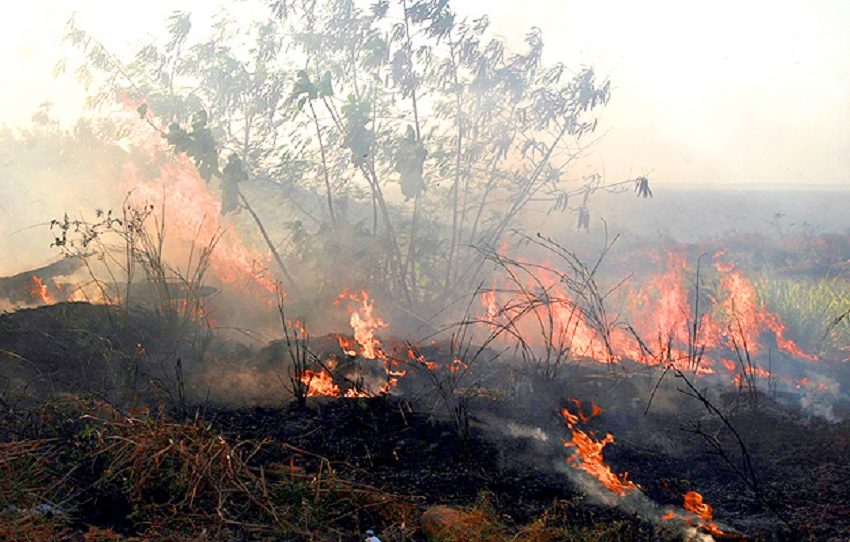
502,421 -> 550,443
0,117 -> 127,276
798,373 -> 841,422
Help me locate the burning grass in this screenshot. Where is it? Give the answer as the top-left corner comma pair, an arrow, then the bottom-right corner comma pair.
758,273 -> 850,359
2,308 -> 849,540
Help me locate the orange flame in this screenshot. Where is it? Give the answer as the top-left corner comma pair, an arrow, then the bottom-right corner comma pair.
682,491 -> 725,536
343,387 -> 371,398
335,291 -> 408,395
408,346 -> 439,370
480,263 -> 613,362
99,99 -> 279,306
560,400 -> 637,496
124,158 -> 277,295
484,248 -> 818,386
301,369 -> 341,397
29,276 -> 54,304
339,289 -> 388,360
481,289 -> 499,321
337,335 -> 358,357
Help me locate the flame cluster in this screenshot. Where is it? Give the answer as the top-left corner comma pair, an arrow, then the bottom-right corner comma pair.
301,367 -> 341,397
123,157 -> 276,297
338,289 -> 388,360
299,290 -> 480,398
561,401 -> 730,536
299,291 -> 407,398
483,249 -> 818,383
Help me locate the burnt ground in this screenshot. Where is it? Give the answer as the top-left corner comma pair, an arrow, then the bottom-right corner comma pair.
208,400 -> 660,538
596,389 -> 850,541
1,302 -> 849,541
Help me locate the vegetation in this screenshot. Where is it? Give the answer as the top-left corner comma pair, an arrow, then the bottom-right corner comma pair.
59,0 -> 647,316
0,399 -> 410,541
758,273 -> 850,355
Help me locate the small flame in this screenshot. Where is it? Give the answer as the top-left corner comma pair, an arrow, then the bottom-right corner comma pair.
408,346 -> 439,370
343,387 -> 371,398
337,335 -> 358,357
343,290 -> 388,360
560,400 -> 637,496
481,289 -> 499,321
301,369 -> 341,397
29,276 -> 54,304
335,290 -> 406,395
682,491 -> 725,536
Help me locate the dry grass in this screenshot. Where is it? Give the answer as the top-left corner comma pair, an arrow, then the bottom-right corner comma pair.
0,399 -> 413,541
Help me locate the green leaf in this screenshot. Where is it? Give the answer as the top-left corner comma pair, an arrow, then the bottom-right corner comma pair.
394,125 -> 427,200
318,71 -> 334,97
291,70 -> 318,104
221,154 -> 246,214
361,37 -> 388,69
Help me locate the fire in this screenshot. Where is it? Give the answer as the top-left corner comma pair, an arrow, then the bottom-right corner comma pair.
559,400 -> 731,533
343,387 -> 371,398
483,248 -> 818,386
481,289 -> 499,321
338,289 -> 388,360
336,290 -> 409,395
301,369 -> 340,397
682,491 -> 725,536
337,335 -> 358,357
702,258 -> 817,362
660,491 -> 728,537
792,376 -> 832,393
683,490 -> 713,518
86,100 -> 280,309
285,294 -> 409,400
480,264 -> 614,363
124,158 -> 277,296
28,275 -> 54,304
560,400 -> 637,496
408,346 -> 439,370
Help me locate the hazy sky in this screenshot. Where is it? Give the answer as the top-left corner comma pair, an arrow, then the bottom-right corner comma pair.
1,0 -> 848,186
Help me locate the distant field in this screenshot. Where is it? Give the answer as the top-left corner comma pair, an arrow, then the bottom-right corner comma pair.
554,185 -> 850,241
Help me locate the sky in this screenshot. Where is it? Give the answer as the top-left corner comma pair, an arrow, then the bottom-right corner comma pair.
1,0 -> 848,186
